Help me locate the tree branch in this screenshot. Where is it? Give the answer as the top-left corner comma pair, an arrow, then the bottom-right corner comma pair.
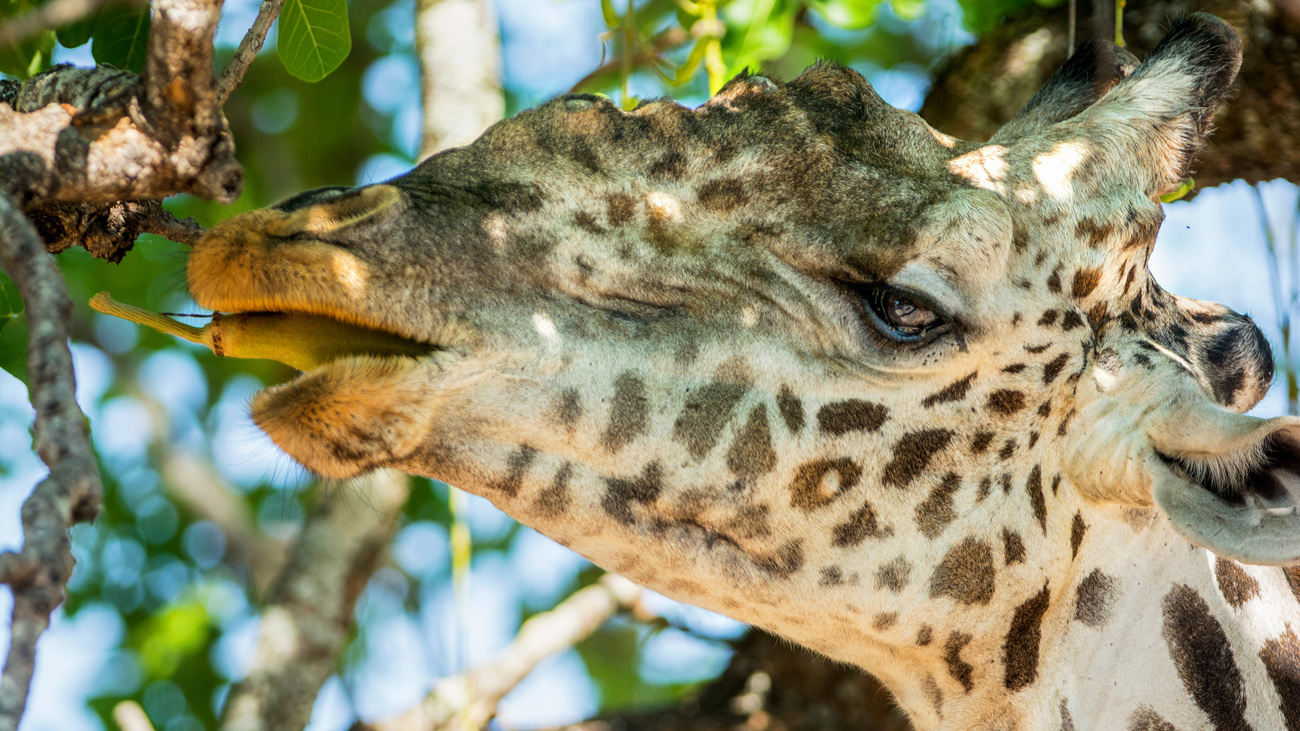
0,192 -> 102,731
366,574 -> 641,731
415,0 -> 504,159
0,0 -> 240,206
218,470 -> 411,731
216,0 -> 286,106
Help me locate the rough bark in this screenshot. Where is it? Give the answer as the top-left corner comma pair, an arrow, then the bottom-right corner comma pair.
920,0 -> 1300,192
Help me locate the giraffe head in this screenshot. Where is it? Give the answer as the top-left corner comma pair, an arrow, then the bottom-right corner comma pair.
189,12 -> 1298,713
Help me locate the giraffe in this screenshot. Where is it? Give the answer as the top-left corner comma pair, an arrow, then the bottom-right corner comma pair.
186,14 -> 1300,730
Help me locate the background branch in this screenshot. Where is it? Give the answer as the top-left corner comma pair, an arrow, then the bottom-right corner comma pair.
218,470 -> 411,731
0,193 -> 102,731
368,574 -> 642,731
216,0 -> 287,106
0,0 -> 138,48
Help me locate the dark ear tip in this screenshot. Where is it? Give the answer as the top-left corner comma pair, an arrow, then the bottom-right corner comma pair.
1153,13 -> 1244,74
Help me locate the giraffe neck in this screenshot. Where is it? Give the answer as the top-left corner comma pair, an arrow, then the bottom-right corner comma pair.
875,508 -> 1300,730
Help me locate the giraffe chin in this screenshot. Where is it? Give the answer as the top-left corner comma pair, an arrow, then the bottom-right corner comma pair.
249,353 -> 451,480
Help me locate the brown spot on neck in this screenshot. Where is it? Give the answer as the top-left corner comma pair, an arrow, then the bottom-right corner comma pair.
929,538 -> 995,606
1003,584 -> 1051,691
883,429 -> 953,488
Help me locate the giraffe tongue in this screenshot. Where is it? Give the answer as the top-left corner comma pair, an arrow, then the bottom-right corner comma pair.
90,292 -> 435,371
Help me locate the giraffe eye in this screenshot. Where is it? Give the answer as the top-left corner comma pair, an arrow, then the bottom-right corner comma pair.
860,284 -> 946,341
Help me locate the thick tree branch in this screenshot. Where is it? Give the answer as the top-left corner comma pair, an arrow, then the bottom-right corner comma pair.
919,0 -> 1300,192
0,193 -> 102,731
367,574 -> 642,731
0,0 -> 240,206
216,0 -> 286,106
218,470 -> 411,731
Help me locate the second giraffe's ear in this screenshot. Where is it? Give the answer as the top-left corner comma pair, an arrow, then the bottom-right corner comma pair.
991,39 -> 1139,143
1147,404 -> 1300,567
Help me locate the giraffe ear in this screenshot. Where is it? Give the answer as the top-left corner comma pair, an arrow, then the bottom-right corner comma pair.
991,39 -> 1138,143
1025,13 -> 1242,197
1149,408 -> 1300,567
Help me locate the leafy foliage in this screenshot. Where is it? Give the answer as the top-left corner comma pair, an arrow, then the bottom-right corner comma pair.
277,0 -> 351,81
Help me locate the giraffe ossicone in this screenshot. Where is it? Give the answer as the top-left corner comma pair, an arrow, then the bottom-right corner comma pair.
188,13 -> 1300,729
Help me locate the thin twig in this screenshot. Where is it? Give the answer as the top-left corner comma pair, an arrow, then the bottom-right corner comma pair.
367,574 -> 642,731
215,0 -> 286,106
0,193 -> 103,731
0,0 -> 137,48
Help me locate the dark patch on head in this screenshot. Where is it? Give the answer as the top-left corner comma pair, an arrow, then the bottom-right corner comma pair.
922,675 -> 943,717
489,445 -> 537,497
1074,569 -> 1117,627
754,540 -> 804,577
1026,343 -> 1052,354
1214,558 -> 1260,608
1002,363 -> 1027,374
1259,627 -> 1300,731
556,388 -> 583,430
727,405 -> 777,478
1075,217 -> 1115,248
1060,700 -> 1075,731
1003,528 -> 1026,565
1027,465 -> 1047,534
789,457 -> 862,511
1047,268 -> 1062,294
916,625 -> 933,646
819,565 -> 843,586
536,462 -> 573,518
1086,302 -> 1109,331
697,178 -> 747,212
673,381 -> 748,460
987,390 -> 1026,416
776,385 -> 805,435
1027,431 -> 1039,449
999,439 -> 1017,460
943,632 -> 974,692
648,151 -> 686,180
603,372 -> 649,453
467,180 -> 545,214
817,399 -> 889,436
872,612 -> 898,631
1050,474 -> 1061,495
832,498 -> 892,547
1037,310 -> 1060,327
970,431 -> 994,454
1070,513 -> 1086,558
977,477 -> 992,502
922,372 -> 978,408
1161,583 -> 1251,731
1003,584 -> 1050,691
1129,708 -> 1177,731
883,429 -> 954,488
915,473 -> 962,538
1057,408 -> 1076,436
1060,310 -> 1084,330
602,462 -> 664,525
606,192 -> 636,226
875,556 -> 912,593
1203,326 -> 1251,407
1043,353 -> 1070,384
1001,473 -> 1013,495
574,211 -> 607,235
929,538 -> 995,606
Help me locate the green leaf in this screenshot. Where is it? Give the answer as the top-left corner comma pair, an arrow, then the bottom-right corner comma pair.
57,14 -> 96,48
811,0 -> 883,29
91,4 -> 151,73
0,313 -> 28,385
1160,177 -> 1196,203
890,0 -> 926,21
277,0 -> 351,83
0,29 -> 54,78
